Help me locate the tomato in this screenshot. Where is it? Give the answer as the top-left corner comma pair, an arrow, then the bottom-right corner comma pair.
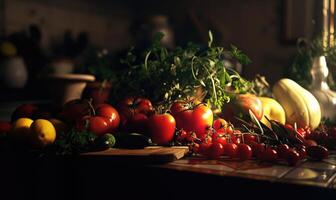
11,104 -> 39,122
76,116 -> 109,136
213,118 -> 228,130
304,139 -> 317,147
199,142 -> 212,155
223,143 -> 237,158
276,144 -> 290,159
176,130 -> 188,143
306,145 -> 329,160
242,134 -> 257,144
260,147 -> 278,163
95,104 -> 120,132
287,149 -> 300,166
250,142 -> 265,158
216,136 -> 227,146
170,101 -> 213,138
237,144 -> 252,161
296,147 -> 307,160
117,97 -> 154,131
59,99 -> 92,124
297,128 -> 306,138
205,142 -> 224,159
0,121 -> 12,134
147,113 -> 176,145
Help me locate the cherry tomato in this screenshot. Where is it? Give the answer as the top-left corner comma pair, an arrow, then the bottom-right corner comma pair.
297,128 -> 306,138
237,144 -> 252,161
260,147 -> 278,163
226,126 -> 234,135
276,144 -> 290,159
205,142 -> 224,159
287,149 -> 300,166
216,136 -> 227,146
296,147 -> 307,160
250,142 -> 265,158
171,101 -> 213,138
223,143 -> 238,158
242,134 -> 257,143
176,130 -> 188,143
304,139 -> 317,147
213,118 -> 228,130
306,145 -> 329,160
147,113 -> 176,145
199,142 -> 212,155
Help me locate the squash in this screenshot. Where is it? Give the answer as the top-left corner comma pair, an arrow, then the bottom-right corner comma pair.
272,78 -> 321,130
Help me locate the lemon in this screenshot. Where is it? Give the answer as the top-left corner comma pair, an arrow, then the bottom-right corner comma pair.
12,118 -> 34,141
30,119 -> 56,147
1,41 -> 17,57
49,118 -> 68,134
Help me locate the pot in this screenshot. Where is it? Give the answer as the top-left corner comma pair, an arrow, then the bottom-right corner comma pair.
46,73 -> 95,107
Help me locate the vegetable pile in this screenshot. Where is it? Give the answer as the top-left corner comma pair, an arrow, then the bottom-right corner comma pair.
0,31 -> 335,167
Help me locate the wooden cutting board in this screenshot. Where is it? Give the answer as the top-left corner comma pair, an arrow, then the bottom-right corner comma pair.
81,146 -> 189,164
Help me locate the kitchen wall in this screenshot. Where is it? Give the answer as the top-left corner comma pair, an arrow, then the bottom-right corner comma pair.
1,0 -> 322,83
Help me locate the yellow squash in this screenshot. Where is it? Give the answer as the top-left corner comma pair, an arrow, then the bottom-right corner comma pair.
259,97 -> 286,128
272,78 -> 321,130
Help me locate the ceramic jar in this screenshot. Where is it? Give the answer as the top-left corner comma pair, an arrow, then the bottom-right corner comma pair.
310,56 -> 336,121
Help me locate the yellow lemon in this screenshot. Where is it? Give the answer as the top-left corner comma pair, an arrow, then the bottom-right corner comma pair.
49,118 -> 68,134
12,118 -> 34,140
1,41 -> 17,57
30,119 -> 56,147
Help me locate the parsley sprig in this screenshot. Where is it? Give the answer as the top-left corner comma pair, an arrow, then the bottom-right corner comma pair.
114,31 -> 252,110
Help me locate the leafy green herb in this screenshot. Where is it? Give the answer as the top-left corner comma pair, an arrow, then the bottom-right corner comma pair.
113,31 -> 252,110
47,129 -> 97,155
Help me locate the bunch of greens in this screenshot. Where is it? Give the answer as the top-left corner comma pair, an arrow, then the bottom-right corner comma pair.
113,31 -> 252,110
47,129 -> 97,155
287,36 -> 336,89
79,48 -> 116,82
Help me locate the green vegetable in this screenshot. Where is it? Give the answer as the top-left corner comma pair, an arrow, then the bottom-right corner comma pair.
94,133 -> 116,150
113,31 -> 252,111
47,129 -> 97,155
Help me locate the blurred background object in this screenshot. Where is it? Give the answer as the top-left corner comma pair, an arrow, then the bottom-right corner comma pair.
0,0 -> 330,102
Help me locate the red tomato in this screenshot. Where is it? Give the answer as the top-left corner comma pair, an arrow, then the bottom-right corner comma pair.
199,142 -> 212,155
147,113 -> 176,145
0,121 -> 12,134
11,104 -> 39,122
76,116 -> 109,136
250,142 -> 265,158
287,149 -> 300,166
95,104 -> 120,132
304,139 -> 318,147
216,136 -> 227,146
242,134 -> 257,144
223,143 -> 238,158
260,147 -> 278,163
276,144 -> 290,159
59,99 -> 92,124
171,101 -> 213,138
296,147 -> 307,160
205,142 -> 224,159
213,118 -> 228,130
237,144 -> 252,161
297,128 -> 306,138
